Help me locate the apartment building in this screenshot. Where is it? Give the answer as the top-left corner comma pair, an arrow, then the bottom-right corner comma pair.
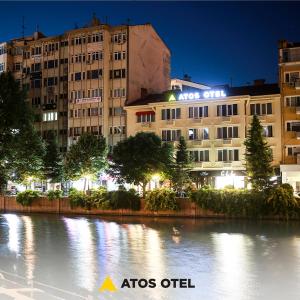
279,40 -> 300,191
0,17 -> 170,151
125,81 -> 281,188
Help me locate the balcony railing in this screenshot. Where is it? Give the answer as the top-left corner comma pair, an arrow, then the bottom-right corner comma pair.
70,97 -> 102,104
285,79 -> 300,89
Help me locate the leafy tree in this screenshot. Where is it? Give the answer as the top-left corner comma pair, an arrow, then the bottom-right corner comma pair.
64,132 -> 107,191
43,131 -> 63,186
110,132 -> 173,196
0,72 -> 45,192
171,136 -> 191,194
244,114 -> 273,191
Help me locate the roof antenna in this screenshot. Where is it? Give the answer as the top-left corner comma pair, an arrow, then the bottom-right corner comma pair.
21,16 -> 25,39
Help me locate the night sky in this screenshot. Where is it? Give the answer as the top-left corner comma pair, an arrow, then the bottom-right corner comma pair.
1,1 -> 300,86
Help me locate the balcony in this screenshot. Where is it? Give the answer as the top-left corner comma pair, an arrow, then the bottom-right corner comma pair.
285,79 -> 300,89
42,103 -> 57,110
221,116 -> 231,122
223,139 -> 232,145
140,122 -> 151,128
192,118 -> 202,124
166,119 -> 175,125
71,97 -> 102,104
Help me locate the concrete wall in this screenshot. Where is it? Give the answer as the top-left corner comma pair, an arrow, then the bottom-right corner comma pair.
0,196 -> 223,218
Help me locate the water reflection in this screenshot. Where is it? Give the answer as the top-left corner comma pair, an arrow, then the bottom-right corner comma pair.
0,215 -> 300,299
63,217 -> 97,292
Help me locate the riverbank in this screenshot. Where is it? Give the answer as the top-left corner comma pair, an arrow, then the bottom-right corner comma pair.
1,196 -> 299,220
0,196 -> 224,218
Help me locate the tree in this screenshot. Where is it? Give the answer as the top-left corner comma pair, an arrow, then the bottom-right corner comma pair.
43,131 -> 63,187
64,132 -> 107,191
171,136 -> 191,194
110,132 -> 173,196
244,114 -> 273,191
0,72 -> 45,192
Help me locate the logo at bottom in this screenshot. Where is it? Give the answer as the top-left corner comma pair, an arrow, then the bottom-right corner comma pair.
99,276 -> 118,293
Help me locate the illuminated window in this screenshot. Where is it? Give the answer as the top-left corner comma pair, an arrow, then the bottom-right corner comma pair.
262,125 -> 273,137
43,112 -> 57,122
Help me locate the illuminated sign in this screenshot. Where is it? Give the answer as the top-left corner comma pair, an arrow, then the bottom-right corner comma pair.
169,90 -> 226,102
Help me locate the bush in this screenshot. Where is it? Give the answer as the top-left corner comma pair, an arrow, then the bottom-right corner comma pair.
106,189 -> 141,210
16,190 -> 40,206
190,184 -> 300,219
266,184 -> 300,218
68,188 -> 87,209
47,190 -> 63,201
145,188 -> 179,211
68,187 -> 141,211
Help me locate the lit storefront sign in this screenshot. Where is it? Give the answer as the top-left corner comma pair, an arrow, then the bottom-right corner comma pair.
169,90 -> 226,102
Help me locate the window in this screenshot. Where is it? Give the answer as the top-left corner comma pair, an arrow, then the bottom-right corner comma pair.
31,63 -> 41,72
31,47 -> 41,56
286,96 -> 300,107
44,77 -> 58,87
14,63 -> 21,71
111,33 -> 127,43
110,69 -> 126,79
60,58 -> 68,64
88,33 -> 103,43
71,90 -> 85,100
189,150 -> 209,162
287,121 -> 300,132
137,112 -> 155,123
263,125 -> 273,137
44,60 -> 58,69
109,126 -> 126,135
43,112 -> 57,122
87,107 -> 102,116
60,40 -> 68,47
112,88 -> 126,98
72,36 -> 86,46
161,108 -> 181,120
161,130 -> 181,141
217,104 -> 238,116
285,72 -> 300,83
217,127 -> 239,139
250,103 -> 272,115
88,88 -> 102,98
31,97 -> 41,106
31,79 -> 41,88
188,106 -> 208,118
87,51 -> 103,62
113,51 -> 126,60
0,63 -> 5,73
217,149 -> 239,162
44,43 -> 58,53
74,72 -> 82,81
0,45 -> 6,55
188,128 -> 209,140
287,147 -> 300,157
87,69 -> 102,80
109,107 -> 125,116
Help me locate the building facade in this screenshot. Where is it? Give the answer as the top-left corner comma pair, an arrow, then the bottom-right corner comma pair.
0,18 -> 170,151
125,82 -> 281,188
278,40 -> 300,192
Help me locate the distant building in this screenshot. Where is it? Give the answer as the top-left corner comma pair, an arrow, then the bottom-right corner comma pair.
278,40 -> 300,191
125,81 -> 281,188
0,17 -> 170,151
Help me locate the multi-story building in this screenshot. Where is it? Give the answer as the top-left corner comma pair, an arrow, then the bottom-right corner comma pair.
125,81 -> 281,188
0,17 -> 170,151
278,40 -> 300,192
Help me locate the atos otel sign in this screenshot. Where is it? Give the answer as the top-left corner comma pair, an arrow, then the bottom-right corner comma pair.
169,90 -> 226,102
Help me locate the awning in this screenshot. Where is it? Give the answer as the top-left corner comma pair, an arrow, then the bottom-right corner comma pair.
136,111 -> 155,116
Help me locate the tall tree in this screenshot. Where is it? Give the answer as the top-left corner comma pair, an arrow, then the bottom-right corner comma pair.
244,114 -> 273,190
110,132 -> 173,196
171,136 -> 191,193
0,72 -> 45,192
43,131 -> 63,187
64,132 -> 107,191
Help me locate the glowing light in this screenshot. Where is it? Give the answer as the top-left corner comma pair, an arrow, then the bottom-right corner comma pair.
151,173 -> 161,181
176,90 -> 226,101
215,172 -> 244,189
203,90 -> 226,99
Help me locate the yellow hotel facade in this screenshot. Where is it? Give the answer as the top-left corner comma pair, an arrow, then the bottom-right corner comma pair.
125,81 -> 281,188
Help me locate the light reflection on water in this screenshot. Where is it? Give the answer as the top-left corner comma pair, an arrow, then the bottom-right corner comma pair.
0,214 -> 300,299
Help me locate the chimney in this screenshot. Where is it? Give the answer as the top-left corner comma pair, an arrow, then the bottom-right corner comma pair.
253,79 -> 266,86
183,74 -> 192,82
141,88 -> 148,99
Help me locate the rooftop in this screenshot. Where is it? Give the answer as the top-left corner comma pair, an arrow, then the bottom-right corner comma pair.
127,82 -> 280,106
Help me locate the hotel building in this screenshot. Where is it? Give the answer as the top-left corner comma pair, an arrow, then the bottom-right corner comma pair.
0,17 -> 170,151
125,81 -> 281,188
278,40 -> 300,192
